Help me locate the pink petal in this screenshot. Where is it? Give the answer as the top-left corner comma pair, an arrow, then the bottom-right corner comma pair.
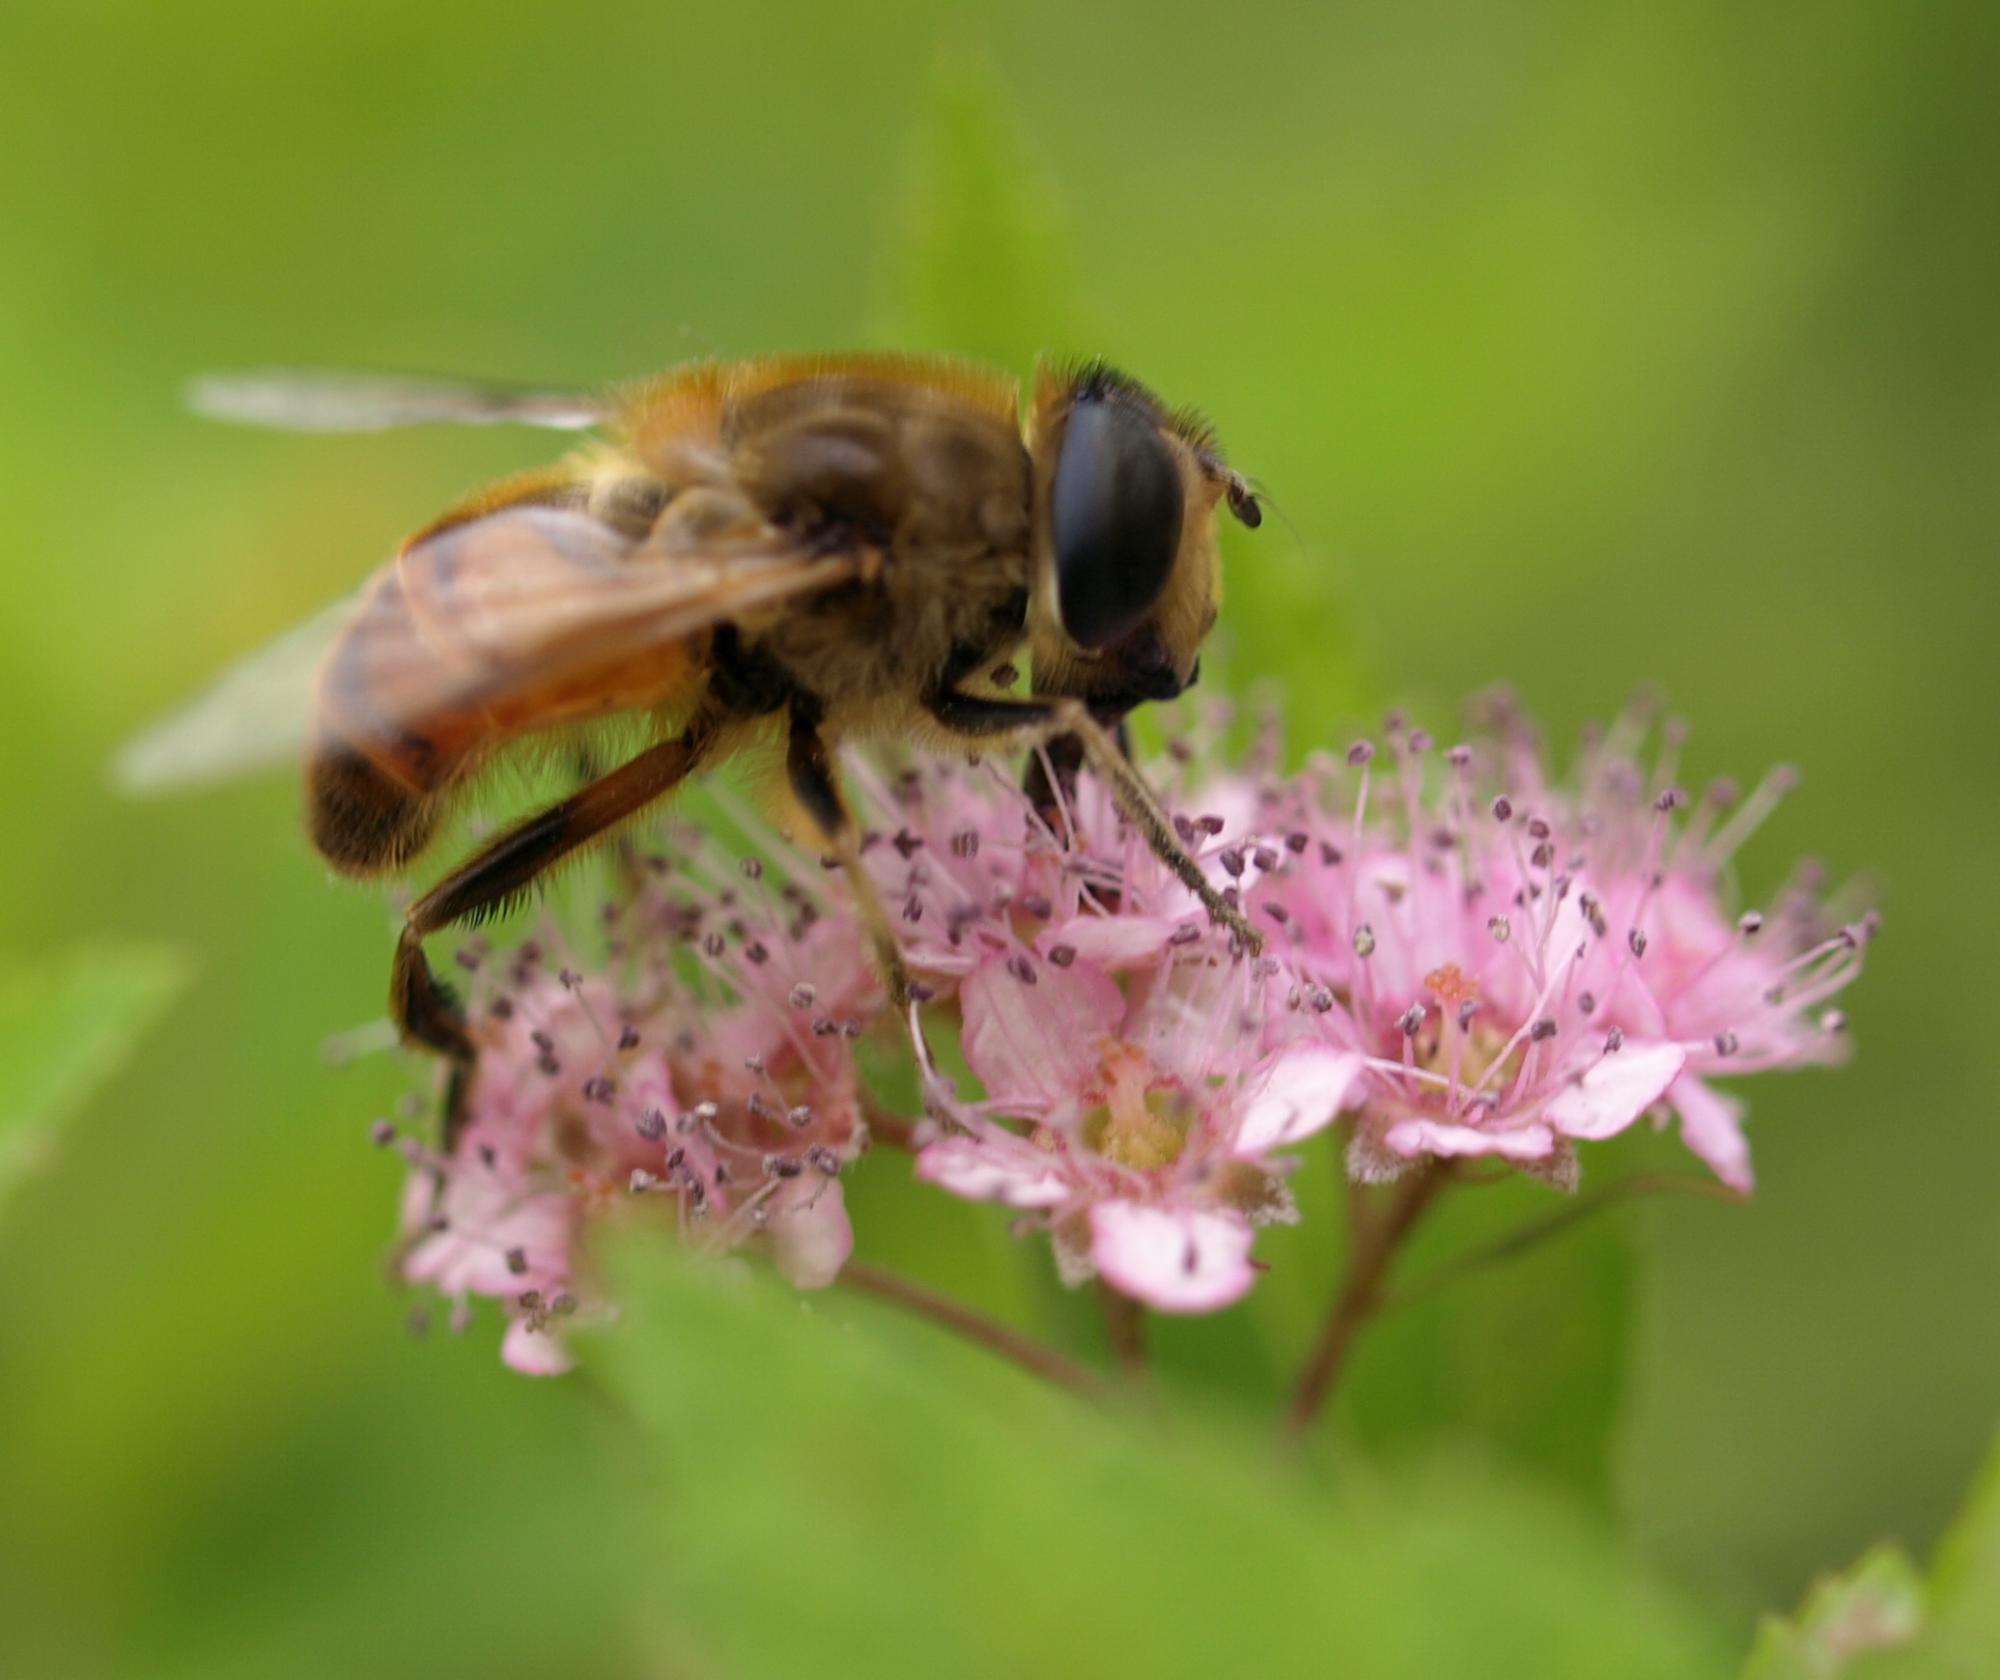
1232,1046 -> 1366,1156
1088,1201 -> 1255,1314
403,1183 -> 572,1297
501,1318 -> 575,1377
767,1180 -> 854,1289
1047,914 -> 1178,970
915,1135 -> 1072,1208
1384,1118 -> 1556,1161
1668,1072 -> 1755,1193
960,954 -> 1122,1111
1542,1041 -> 1686,1141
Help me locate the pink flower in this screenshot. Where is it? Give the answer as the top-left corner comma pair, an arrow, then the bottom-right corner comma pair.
384,690 -> 1876,1350
849,751 -> 1226,997
915,937 -> 1363,1312
391,838 -> 874,1372
1235,701 -> 1873,1191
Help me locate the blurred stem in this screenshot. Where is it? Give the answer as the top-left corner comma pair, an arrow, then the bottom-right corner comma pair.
1284,1163 -> 1452,1442
1382,1171 -> 1744,1311
859,1091 -> 917,1152
1097,1281 -> 1148,1381
840,1261 -> 1105,1400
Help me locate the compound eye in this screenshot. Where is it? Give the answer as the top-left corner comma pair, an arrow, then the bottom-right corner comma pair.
1050,398 -> 1184,650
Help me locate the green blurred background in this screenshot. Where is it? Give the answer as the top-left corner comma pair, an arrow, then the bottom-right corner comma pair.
2,1 -> 1995,1675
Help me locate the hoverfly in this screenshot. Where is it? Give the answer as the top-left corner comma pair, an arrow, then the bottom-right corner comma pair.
121,354 -> 1265,1111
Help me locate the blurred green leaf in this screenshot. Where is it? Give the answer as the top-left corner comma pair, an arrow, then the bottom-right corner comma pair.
874,47 -> 1091,367
0,945 -> 186,1213
1745,1545 -> 1925,1679
1846,1432 -> 2000,1679
1917,1438 -> 2000,1659
593,1242 -> 1729,1679
1742,1429 -> 2000,1680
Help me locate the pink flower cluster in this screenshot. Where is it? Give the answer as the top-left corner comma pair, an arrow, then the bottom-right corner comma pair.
384,696 -> 1874,1365
391,836 -> 877,1373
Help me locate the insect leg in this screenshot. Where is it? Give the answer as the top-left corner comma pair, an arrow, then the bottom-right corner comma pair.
568,743 -> 650,902
1021,717 -> 1132,830
783,702 -> 915,1011
392,716 -> 718,1133
926,689 -> 1262,955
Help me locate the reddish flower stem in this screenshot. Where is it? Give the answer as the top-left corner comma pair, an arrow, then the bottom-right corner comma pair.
1097,1281 -> 1149,1381
858,1093 -> 917,1152
1382,1171 -> 1744,1311
839,1262 -> 1105,1400
1285,1163 -> 1452,1441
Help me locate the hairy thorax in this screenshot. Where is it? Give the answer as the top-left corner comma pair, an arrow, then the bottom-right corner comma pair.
722,372 -> 1036,711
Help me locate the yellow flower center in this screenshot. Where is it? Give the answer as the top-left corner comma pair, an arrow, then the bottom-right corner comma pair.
1371,963 -> 1523,1118
1080,1043 -> 1195,1170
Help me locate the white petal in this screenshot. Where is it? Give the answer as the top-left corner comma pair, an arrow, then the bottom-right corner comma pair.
1088,1202 -> 1255,1314
915,1135 -> 1072,1208
501,1318 -> 575,1377
1542,1041 -> 1686,1141
1232,1046 -> 1367,1156
1384,1118 -> 1556,1161
767,1180 -> 854,1288
403,1184 -> 571,1297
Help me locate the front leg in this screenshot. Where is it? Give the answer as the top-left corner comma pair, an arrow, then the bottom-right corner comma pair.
925,688 -> 1262,955
1021,716 -> 1132,835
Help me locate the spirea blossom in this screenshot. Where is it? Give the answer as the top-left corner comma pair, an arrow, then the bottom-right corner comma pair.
383,693 -> 1875,1361
390,829 -> 876,1373
1237,697 -> 1874,1194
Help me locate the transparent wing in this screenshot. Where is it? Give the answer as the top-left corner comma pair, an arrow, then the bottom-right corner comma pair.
185,369 -> 605,433
114,501 -> 863,794
112,597 -> 351,794
318,502 -> 860,752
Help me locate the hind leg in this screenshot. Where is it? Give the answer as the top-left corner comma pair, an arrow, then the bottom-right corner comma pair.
392,717 -> 717,1142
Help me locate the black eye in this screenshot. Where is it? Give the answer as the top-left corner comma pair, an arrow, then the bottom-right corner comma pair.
1049,398 -> 1184,650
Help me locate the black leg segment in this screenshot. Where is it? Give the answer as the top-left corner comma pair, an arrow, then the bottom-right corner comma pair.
389,714 -> 718,1137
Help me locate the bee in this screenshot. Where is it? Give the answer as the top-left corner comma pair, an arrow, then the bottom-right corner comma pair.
122,353 -> 1265,1107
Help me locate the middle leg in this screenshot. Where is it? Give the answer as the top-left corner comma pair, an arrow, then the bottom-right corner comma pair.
784,699 -> 916,1011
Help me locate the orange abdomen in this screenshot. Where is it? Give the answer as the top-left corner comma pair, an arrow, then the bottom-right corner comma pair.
306,539 -> 695,876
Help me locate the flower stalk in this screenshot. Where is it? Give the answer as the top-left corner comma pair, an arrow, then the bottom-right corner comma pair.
1285,1160 -> 1453,1441
838,1261 -> 1107,1400
1097,1282 -> 1150,1382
